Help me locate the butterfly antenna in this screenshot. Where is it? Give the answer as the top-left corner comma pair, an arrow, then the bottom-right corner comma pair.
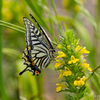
19,66 -> 28,75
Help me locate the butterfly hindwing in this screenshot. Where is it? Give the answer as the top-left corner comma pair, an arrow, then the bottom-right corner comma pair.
30,45 -> 51,69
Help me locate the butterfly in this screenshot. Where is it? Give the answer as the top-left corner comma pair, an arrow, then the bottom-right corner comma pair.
19,14 -> 55,76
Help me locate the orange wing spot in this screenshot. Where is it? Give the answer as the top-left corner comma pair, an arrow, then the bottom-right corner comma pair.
30,58 -> 33,61
28,46 -> 31,50
35,70 -> 40,74
32,62 -> 35,66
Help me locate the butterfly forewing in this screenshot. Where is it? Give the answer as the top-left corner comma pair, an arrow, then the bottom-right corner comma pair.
23,17 -> 49,49
29,14 -> 54,50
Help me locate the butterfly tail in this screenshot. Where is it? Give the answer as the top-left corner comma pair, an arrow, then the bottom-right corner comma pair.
19,66 -> 28,75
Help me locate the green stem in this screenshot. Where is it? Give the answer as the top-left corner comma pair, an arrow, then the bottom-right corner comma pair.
92,65 -> 100,72
0,23 -> 25,33
44,0 -> 54,35
76,89 -> 79,100
0,0 -> 8,100
86,65 -> 100,81
96,0 -> 100,23
0,20 -> 25,31
50,0 -> 62,35
44,0 -> 57,42
38,74 -> 44,100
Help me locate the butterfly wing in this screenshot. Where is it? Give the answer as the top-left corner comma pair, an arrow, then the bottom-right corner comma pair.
23,17 -> 49,49
29,14 -> 54,50
23,17 -> 53,70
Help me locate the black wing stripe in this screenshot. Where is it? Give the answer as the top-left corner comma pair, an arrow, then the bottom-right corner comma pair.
24,61 -> 30,65
33,42 -> 42,46
31,56 -> 42,69
26,37 -> 38,42
33,59 -> 38,64
36,52 -> 47,58
31,50 -> 47,58
32,57 -> 37,62
42,56 -> 50,69
31,50 -> 39,54
31,54 -> 36,58
36,59 -> 41,67
34,58 -> 39,65
33,46 -> 47,53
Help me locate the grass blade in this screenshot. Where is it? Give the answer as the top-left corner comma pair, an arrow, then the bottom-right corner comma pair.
0,0 -> 8,100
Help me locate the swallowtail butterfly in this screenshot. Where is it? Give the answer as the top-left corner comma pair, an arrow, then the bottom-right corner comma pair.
19,14 -> 55,76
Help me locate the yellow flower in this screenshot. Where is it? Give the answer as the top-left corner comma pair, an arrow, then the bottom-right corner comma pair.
56,83 -> 66,87
67,45 -> 71,50
74,77 -> 86,86
81,60 -> 92,72
54,59 -> 64,68
80,55 -> 84,58
71,43 -> 74,46
81,76 -> 87,81
76,41 -> 79,45
54,63 -> 61,68
61,0 -> 69,8
63,67 -> 72,77
74,80 -> 84,86
56,83 -> 67,92
68,55 -> 79,64
79,47 -> 90,55
75,46 -> 82,52
83,60 -> 89,68
56,86 -> 61,92
75,46 -> 90,56
59,70 -> 64,79
59,67 -> 72,79
57,44 -> 63,49
56,51 -> 66,59
2,8 -> 13,21
87,67 -> 92,72
74,5 -> 80,12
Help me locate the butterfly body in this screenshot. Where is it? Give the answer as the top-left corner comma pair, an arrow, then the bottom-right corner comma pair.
19,14 -> 55,76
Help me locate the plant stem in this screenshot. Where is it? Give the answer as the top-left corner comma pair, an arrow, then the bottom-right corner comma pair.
50,0 -> 62,35
86,65 -> 100,81
0,20 -> 25,31
0,23 -> 25,33
0,0 -> 8,100
76,89 -> 79,100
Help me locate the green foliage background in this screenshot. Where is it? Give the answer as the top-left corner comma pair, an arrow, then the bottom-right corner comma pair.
0,0 -> 100,100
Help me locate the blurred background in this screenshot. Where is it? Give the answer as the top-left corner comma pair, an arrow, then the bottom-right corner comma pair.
0,0 -> 100,100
